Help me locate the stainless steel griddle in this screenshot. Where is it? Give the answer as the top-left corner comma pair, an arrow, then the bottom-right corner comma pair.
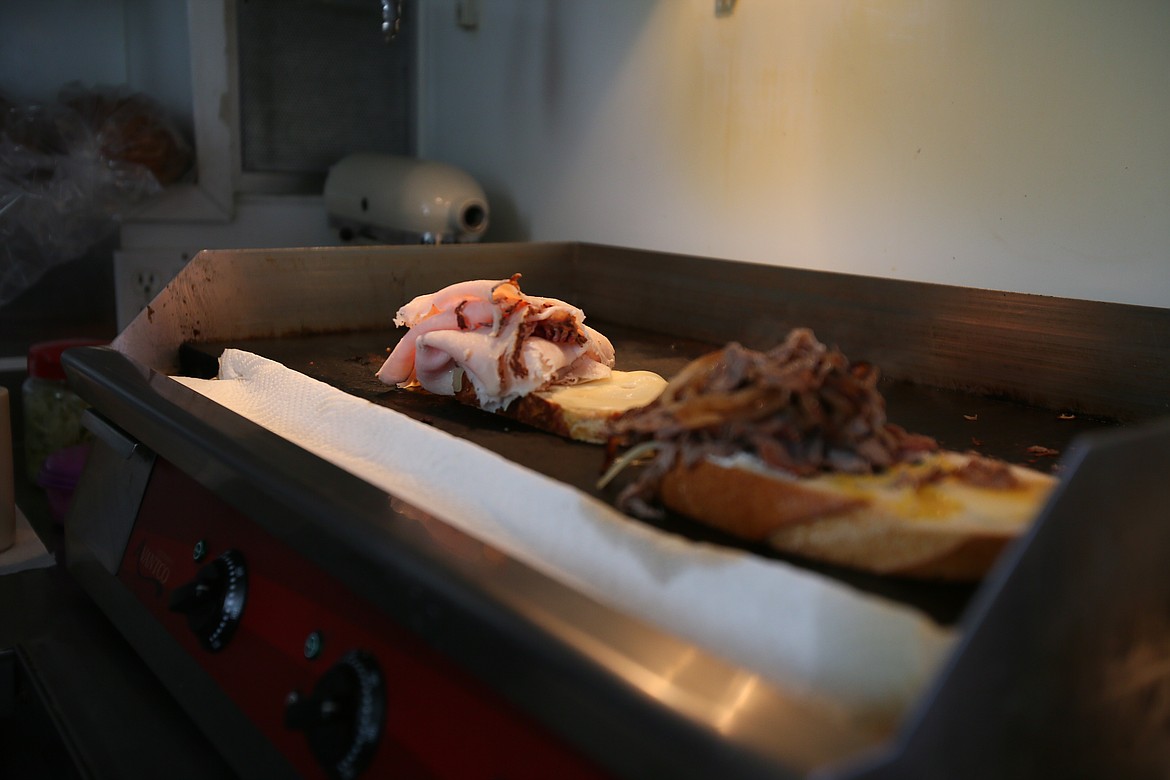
60,242 -> 1170,779
177,321 -> 1098,626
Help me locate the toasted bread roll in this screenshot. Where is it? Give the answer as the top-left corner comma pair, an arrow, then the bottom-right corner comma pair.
659,451 -> 1056,580
458,369 -> 667,443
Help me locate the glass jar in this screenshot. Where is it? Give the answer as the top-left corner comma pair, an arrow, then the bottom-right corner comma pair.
22,339 -> 104,482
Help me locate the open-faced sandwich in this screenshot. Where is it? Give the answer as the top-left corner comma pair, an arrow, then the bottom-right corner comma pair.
376,274 -> 666,442
601,328 -> 1057,580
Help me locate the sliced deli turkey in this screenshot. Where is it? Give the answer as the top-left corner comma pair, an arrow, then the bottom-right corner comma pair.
602,329 -> 1057,580
377,275 -> 665,442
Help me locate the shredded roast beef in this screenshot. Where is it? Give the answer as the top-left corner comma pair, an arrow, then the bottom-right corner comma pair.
606,328 -> 939,518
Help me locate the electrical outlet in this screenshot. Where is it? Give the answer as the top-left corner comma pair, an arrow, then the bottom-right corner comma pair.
114,249 -> 192,330
135,269 -> 162,301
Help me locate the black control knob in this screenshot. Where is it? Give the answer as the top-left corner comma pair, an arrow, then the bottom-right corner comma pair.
168,549 -> 248,652
285,650 -> 386,780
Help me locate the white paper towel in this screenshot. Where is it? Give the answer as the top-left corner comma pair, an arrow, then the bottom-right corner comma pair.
174,349 -> 954,716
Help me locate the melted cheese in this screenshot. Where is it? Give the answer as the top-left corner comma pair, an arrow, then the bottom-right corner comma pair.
535,370 -> 666,415
713,450 -> 1055,532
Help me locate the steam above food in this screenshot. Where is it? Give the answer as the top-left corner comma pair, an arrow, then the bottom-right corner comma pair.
377,274 -> 617,412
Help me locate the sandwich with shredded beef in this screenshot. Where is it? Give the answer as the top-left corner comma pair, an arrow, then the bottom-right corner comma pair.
601,328 -> 1056,580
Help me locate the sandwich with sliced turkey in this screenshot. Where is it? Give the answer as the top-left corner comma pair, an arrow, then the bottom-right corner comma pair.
600,328 -> 1057,580
376,274 -> 665,442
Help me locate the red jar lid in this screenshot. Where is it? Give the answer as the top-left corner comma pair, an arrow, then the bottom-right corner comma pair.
27,338 -> 107,382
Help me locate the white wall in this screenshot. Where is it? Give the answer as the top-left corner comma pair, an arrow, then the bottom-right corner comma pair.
419,0 -> 1170,308
5,1 -> 1166,308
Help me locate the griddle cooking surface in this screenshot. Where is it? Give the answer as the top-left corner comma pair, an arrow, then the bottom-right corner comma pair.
180,322 -> 1115,625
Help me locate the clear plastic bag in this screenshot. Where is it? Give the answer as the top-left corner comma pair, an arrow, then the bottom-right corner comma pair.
0,83 -> 192,307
